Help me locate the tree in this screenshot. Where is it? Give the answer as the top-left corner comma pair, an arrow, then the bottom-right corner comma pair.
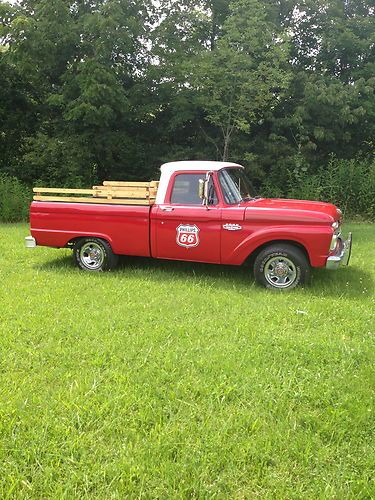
3,0 -> 154,184
0,2 -> 37,176
191,0 -> 289,160
265,0 -> 375,176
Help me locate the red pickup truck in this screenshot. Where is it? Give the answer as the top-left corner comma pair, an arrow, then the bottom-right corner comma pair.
25,161 -> 352,290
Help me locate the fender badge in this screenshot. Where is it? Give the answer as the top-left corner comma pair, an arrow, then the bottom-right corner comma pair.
223,223 -> 242,231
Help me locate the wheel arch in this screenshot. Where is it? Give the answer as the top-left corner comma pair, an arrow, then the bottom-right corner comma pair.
244,239 -> 311,267
66,234 -> 113,249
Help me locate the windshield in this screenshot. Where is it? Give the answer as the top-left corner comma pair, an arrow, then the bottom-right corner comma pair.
218,168 -> 256,204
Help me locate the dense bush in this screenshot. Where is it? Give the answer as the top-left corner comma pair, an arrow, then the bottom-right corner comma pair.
0,174 -> 31,223
0,156 -> 373,223
261,155 -> 375,220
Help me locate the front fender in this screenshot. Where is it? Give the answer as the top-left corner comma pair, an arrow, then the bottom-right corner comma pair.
223,226 -> 332,268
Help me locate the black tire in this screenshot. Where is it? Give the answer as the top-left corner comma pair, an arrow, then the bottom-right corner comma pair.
74,237 -> 119,272
253,244 -> 310,290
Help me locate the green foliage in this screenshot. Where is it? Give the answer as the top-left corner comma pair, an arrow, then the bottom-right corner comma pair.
0,0 -> 374,216
312,156 -> 375,219
22,133 -> 97,187
259,0 -> 375,172
0,222 -> 374,496
263,155 -> 375,220
0,174 -> 31,222
0,57 -> 37,177
191,0 -> 290,160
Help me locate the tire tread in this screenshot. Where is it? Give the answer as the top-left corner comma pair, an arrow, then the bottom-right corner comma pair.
253,243 -> 309,290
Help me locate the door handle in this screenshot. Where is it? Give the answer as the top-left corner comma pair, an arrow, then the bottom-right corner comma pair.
161,207 -> 174,212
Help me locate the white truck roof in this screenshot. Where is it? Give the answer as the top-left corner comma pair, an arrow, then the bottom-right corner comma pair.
156,160 -> 243,204
160,161 -> 243,173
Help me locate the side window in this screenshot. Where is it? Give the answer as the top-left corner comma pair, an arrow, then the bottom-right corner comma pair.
170,173 -> 217,205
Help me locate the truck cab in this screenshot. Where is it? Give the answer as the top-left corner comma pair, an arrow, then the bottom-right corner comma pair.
26,160 -> 352,290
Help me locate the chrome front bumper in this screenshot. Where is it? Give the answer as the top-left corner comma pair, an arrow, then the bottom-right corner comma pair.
326,232 -> 352,270
25,236 -> 37,248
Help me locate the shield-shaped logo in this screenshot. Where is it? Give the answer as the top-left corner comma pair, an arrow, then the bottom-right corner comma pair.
176,224 -> 200,248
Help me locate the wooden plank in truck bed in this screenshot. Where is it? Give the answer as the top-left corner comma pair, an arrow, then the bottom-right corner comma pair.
33,180 -> 158,206
33,196 -> 154,205
34,188 -> 95,195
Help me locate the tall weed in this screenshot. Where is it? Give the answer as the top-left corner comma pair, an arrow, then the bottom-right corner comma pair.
263,155 -> 375,220
0,174 -> 31,222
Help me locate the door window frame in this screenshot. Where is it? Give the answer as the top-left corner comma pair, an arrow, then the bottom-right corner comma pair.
165,170 -> 223,206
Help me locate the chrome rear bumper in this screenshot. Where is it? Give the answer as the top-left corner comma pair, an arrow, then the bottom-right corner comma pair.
25,236 -> 37,248
326,232 -> 352,270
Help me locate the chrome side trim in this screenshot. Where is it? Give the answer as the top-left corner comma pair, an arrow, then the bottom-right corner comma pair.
326,232 -> 352,270
25,236 -> 37,248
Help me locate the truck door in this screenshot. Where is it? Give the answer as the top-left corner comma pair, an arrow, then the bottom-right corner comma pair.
151,171 -> 221,263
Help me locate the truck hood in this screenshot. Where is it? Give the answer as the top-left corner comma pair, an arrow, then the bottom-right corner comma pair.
244,198 -> 341,224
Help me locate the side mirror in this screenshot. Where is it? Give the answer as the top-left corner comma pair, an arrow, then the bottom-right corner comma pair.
198,178 -> 206,199
198,173 -> 213,208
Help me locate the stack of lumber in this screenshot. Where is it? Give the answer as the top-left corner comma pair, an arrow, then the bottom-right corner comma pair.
33,180 -> 159,206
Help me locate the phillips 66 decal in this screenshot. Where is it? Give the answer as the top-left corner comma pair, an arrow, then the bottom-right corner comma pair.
176,224 -> 200,248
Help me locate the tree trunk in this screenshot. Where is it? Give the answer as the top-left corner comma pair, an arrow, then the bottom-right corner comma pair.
222,133 -> 230,161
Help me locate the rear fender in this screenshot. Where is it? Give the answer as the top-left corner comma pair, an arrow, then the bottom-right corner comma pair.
31,229 -> 114,250
67,233 -> 114,248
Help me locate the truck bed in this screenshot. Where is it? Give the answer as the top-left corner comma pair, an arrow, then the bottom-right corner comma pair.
30,201 -> 152,257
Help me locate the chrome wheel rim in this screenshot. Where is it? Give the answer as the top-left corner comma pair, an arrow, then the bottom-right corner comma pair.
80,242 -> 104,270
264,256 -> 297,288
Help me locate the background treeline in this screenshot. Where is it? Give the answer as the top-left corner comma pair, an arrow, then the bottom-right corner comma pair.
0,0 -> 374,221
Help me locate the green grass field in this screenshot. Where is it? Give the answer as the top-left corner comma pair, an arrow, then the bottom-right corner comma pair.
0,223 -> 374,498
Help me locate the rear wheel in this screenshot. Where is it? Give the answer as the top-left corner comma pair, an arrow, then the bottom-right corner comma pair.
74,238 -> 118,272
253,244 -> 309,290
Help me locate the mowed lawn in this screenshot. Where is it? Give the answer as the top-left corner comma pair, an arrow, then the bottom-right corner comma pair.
0,223 -> 374,498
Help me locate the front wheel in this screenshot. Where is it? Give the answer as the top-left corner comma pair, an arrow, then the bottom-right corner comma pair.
74,238 -> 119,272
253,244 -> 309,290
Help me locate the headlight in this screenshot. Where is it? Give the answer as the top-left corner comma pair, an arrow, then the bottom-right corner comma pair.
332,221 -> 339,230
